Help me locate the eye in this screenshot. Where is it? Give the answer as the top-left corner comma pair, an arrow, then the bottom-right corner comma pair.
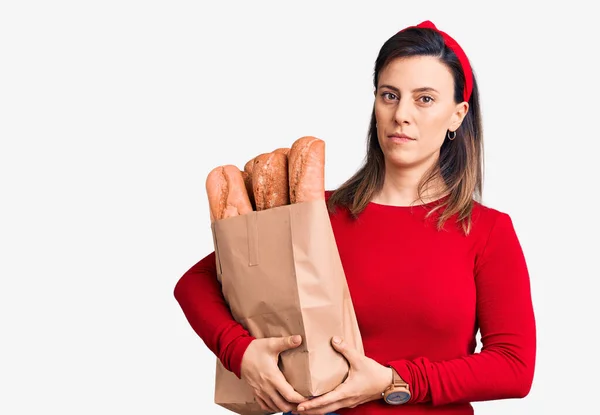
418,95 -> 434,104
381,92 -> 398,101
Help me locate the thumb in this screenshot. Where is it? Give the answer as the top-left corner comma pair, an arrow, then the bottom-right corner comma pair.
331,336 -> 360,366
272,334 -> 302,353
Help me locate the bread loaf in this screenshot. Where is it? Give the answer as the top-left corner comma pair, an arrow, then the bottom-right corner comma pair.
288,136 -> 325,203
205,165 -> 253,221
252,151 -> 290,210
273,147 -> 290,156
241,173 -> 255,211
244,157 -> 255,176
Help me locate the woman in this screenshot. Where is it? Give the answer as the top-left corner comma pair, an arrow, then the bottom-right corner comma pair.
174,20 -> 536,415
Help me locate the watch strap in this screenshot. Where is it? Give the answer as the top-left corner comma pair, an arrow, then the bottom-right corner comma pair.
391,367 -> 409,388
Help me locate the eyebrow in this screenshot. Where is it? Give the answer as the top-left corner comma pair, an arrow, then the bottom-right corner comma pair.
379,84 -> 440,94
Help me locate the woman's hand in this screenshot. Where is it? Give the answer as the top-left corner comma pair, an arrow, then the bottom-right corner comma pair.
240,334 -> 307,413
294,336 -> 392,415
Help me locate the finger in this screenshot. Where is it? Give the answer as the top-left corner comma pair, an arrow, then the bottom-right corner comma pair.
297,388 -> 347,412
267,388 -> 295,413
259,393 -> 279,413
272,370 -> 306,403
331,336 -> 361,367
255,395 -> 271,412
271,334 -> 302,354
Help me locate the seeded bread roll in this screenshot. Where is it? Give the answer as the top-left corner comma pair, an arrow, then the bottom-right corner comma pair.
288,136 -> 325,203
205,164 -> 253,222
252,151 -> 290,210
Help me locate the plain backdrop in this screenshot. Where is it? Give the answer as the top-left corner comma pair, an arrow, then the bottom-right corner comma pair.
1,1 -> 598,414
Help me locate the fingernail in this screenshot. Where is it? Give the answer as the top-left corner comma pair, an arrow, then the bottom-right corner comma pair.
292,335 -> 301,344
298,406 -> 305,411
332,336 -> 342,344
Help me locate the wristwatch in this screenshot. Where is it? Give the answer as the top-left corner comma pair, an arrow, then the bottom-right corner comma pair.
382,367 -> 411,405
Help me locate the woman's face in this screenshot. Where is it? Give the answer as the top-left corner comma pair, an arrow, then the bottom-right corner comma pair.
374,56 -> 468,170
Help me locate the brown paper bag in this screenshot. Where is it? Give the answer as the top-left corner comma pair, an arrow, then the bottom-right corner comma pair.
211,198 -> 364,414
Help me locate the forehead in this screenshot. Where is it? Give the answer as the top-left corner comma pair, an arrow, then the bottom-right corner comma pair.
378,56 -> 454,92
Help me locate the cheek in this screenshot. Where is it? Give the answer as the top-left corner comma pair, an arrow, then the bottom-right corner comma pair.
419,111 -> 451,140
374,104 -> 385,123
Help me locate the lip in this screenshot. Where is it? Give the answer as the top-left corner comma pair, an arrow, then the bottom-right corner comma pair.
388,132 -> 415,142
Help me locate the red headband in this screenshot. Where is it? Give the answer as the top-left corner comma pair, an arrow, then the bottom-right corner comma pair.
399,20 -> 473,103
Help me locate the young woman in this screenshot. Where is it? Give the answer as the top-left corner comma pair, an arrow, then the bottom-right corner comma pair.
174,21 -> 536,415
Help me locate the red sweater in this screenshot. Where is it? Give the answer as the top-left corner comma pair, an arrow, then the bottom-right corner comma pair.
174,192 -> 536,414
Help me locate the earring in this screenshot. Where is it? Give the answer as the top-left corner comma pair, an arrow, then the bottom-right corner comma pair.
447,130 -> 456,140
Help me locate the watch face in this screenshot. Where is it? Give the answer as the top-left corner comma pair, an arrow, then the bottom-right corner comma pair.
386,390 -> 410,405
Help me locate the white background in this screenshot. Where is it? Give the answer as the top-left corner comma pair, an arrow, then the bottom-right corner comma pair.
1,1 -> 598,414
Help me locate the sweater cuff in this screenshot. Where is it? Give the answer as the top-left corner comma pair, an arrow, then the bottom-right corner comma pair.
387,360 -> 424,405
224,335 -> 256,379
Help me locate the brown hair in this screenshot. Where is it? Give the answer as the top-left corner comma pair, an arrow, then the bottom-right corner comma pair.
326,26 -> 483,234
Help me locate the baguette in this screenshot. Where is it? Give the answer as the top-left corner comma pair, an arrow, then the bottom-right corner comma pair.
273,147 -> 290,156
244,157 -> 255,176
205,164 -> 253,222
288,136 -> 325,203
242,157 -> 257,210
252,151 -> 290,210
241,171 -> 255,211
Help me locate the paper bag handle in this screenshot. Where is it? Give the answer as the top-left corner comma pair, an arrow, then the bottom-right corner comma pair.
246,212 -> 259,267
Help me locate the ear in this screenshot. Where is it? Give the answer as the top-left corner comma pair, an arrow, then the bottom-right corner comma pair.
449,101 -> 469,131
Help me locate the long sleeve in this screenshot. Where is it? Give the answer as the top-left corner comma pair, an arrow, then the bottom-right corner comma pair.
387,212 -> 536,405
173,251 -> 255,378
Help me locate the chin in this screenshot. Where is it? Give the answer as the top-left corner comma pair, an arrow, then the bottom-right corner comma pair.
384,153 -> 431,170
383,146 -> 440,169
383,152 -> 416,167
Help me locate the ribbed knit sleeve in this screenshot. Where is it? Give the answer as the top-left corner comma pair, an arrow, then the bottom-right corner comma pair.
387,212 -> 536,405
174,251 -> 255,379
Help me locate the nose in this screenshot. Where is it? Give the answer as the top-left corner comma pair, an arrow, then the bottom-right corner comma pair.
394,97 -> 412,125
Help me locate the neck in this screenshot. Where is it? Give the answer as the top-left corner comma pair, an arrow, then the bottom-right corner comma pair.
373,159 -> 446,207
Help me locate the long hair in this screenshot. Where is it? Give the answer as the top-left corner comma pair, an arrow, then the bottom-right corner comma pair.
326,26 -> 483,234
